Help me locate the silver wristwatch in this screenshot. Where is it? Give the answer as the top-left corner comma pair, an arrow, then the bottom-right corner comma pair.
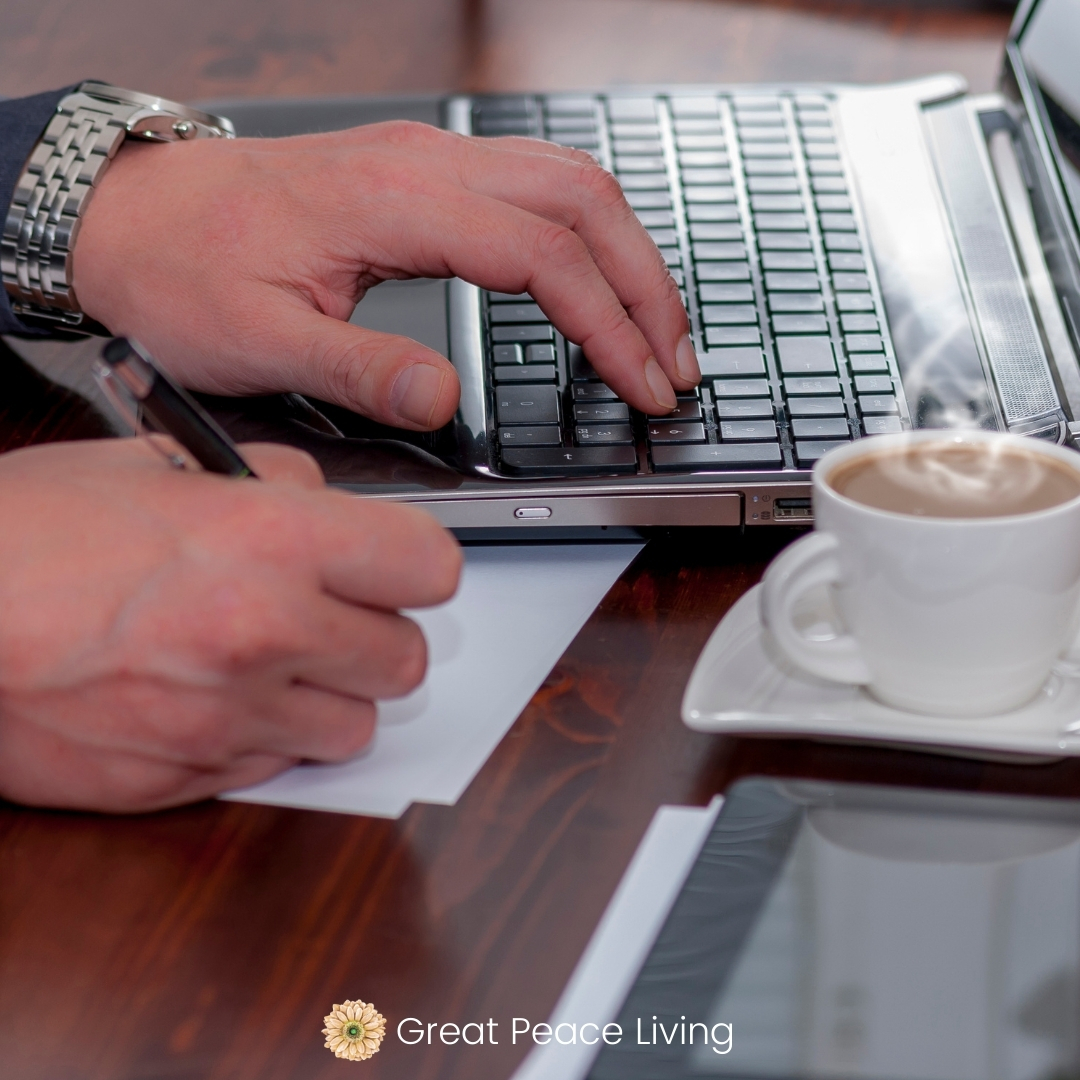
2,81 -> 235,333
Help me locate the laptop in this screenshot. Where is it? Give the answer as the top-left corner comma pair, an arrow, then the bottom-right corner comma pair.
204,0 -> 1080,538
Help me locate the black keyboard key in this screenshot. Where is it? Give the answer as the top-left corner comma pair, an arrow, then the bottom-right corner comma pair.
823,232 -> 861,251
567,345 -> 599,381
573,383 -> 619,402
773,314 -> 829,334
753,213 -> 808,231
777,337 -> 836,375
651,399 -> 703,421
692,241 -> 747,261
525,343 -> 556,364
494,364 -> 556,383
846,334 -> 884,353
713,377 -> 770,397
498,425 -> 562,447
840,313 -> 878,333
646,227 -> 680,247
769,292 -> 824,312
752,194 -> 803,212
636,209 -> 677,228
545,115 -> 597,132
833,272 -> 871,291
796,439 -> 850,466
625,190 -> 673,210
699,283 -> 754,303
492,325 -> 555,344
715,398 -> 774,419
687,203 -> 740,222
490,303 -> 547,323
706,326 -> 761,346
747,177 -> 799,194
619,173 -> 670,191
836,293 -> 875,312
497,385 -> 560,425
829,252 -> 866,271
501,446 -> 637,475
721,419 -> 777,441
576,423 -> 634,446
683,186 -> 736,203
762,252 -> 815,271
792,417 -> 850,438
820,212 -> 856,232
813,177 -> 848,193
764,271 -> 820,291
699,347 -> 766,378
574,402 -> 630,422
702,304 -> 758,325
849,354 -> 889,373
697,262 -> 751,281
854,375 -> 893,394
859,394 -> 898,414
689,222 -> 743,242
493,344 -> 523,364
863,415 -> 903,435
787,396 -> 845,416
758,233 -> 813,251
786,376 -> 841,396
652,443 -> 782,470
682,167 -> 734,185
679,151 -> 729,167
489,291 -> 532,302
647,422 -> 706,443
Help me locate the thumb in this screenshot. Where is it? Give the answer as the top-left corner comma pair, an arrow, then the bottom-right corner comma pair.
270,308 -> 461,430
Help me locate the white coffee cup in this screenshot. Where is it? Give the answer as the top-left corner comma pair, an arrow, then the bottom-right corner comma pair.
760,429 -> 1080,717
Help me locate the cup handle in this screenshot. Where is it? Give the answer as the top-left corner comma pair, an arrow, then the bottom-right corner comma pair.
759,531 -> 873,685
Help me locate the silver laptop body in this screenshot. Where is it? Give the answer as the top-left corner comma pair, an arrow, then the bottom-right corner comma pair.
206,0 -> 1080,538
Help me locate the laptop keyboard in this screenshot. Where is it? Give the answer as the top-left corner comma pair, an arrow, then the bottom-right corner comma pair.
470,92 -> 905,478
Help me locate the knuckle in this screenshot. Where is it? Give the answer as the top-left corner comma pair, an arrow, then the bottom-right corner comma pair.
579,163 -> 627,208
532,221 -> 587,267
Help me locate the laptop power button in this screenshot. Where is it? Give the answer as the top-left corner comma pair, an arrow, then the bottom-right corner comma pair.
514,506 -> 552,519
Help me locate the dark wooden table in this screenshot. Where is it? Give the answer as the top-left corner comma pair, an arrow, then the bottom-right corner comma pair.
1,3 -> 1063,1078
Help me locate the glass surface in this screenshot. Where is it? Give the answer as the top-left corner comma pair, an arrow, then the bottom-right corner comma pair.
699,807 -> 1080,1079
1019,0 -> 1080,231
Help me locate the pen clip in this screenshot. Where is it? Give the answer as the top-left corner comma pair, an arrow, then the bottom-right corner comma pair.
92,358 -> 192,471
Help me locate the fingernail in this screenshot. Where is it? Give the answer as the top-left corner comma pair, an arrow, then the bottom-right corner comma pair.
675,333 -> 701,384
644,356 -> 677,410
390,364 -> 448,427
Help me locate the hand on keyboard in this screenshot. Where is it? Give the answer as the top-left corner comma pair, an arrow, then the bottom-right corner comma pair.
73,119 -> 696,430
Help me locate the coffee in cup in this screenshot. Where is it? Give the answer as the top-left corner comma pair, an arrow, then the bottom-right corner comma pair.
760,430 -> 1080,717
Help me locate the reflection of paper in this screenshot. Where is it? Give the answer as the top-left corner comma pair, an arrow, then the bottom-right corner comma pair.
511,799 -> 722,1080
224,543 -> 642,818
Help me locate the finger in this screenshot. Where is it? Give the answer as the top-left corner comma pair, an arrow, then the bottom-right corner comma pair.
261,302 -> 461,430
455,140 -> 698,393
392,190 -> 678,412
295,489 -> 463,611
239,443 -> 325,488
284,595 -> 429,701
256,683 -> 377,763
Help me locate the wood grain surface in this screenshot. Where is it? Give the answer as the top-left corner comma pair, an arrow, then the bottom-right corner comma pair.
2,3 -> 1063,1079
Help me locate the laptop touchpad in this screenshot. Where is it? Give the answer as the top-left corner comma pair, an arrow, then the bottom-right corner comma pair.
349,278 -> 450,359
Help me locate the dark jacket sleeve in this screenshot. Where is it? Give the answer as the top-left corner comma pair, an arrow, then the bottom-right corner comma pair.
0,86 -> 78,335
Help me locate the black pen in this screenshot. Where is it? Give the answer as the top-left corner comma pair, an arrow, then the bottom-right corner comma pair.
94,337 -> 257,478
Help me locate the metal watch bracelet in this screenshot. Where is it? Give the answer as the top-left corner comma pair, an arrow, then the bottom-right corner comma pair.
2,81 -> 234,332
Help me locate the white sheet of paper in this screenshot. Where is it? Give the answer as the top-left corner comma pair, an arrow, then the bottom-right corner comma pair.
510,797 -> 723,1080
224,543 -> 643,818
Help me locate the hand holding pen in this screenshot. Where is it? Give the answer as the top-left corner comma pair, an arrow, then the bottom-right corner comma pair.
94,337 -> 257,478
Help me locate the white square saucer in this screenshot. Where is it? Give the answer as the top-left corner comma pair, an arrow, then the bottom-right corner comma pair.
681,584 -> 1080,763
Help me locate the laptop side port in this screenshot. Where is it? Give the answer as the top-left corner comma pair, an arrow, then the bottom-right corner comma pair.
773,498 -> 813,521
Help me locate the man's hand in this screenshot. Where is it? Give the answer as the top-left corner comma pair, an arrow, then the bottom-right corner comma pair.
0,439 -> 461,812
73,121 -> 699,426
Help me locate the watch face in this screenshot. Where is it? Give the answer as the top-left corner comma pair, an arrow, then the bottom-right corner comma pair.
77,81 -> 234,137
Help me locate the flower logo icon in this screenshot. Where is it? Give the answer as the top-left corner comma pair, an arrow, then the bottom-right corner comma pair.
323,999 -> 387,1061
